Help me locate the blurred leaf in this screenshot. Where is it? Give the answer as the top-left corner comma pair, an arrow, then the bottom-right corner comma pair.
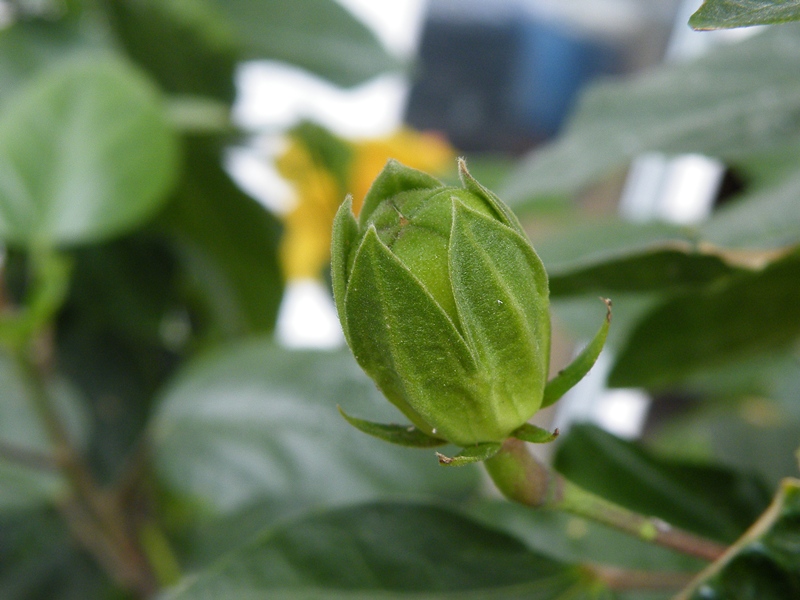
0,507 -> 112,599
151,341 -> 480,514
0,353 -> 88,509
535,220 -> 745,296
210,0 -> 401,87
701,169 -> 800,249
0,55 -> 179,246
101,0 -> 239,102
554,425 -> 772,543
157,136 -> 283,338
678,478 -> 800,599
165,502 -> 598,600
651,399 -> 800,490
56,235 -> 183,481
690,0 -> 800,30
501,25 -> 800,205
0,18 -> 110,105
610,248 -> 800,388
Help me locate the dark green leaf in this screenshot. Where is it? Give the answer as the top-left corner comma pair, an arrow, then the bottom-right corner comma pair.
610,248 -> 800,388
536,220 -> 745,296
156,136 -> 283,338
56,235 -> 183,481
151,341 -> 479,514
501,25 -> 800,205
338,406 -> 447,448
542,298 -> 610,408
0,55 -> 179,246
691,0 -> 800,30
0,507 -> 112,599
554,425 -> 772,543
101,0 -> 238,101
679,478 -> 800,599
165,502 -> 597,599
210,0 -> 401,87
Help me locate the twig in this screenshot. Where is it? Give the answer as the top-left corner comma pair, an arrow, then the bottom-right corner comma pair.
484,438 -> 727,562
0,439 -> 59,471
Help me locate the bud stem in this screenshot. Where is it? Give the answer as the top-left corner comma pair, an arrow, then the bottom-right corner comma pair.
484,438 -> 727,562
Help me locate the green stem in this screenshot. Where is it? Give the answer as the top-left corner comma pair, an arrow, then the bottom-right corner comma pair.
484,438 -> 727,562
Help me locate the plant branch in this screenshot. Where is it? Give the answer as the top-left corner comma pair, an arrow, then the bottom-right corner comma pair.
585,564 -> 695,591
14,344 -> 160,598
0,438 -> 59,471
484,438 -> 727,562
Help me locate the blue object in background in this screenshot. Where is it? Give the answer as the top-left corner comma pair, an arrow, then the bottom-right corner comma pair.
405,10 -> 623,152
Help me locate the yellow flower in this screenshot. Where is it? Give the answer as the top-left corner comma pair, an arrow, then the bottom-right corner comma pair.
277,126 -> 455,282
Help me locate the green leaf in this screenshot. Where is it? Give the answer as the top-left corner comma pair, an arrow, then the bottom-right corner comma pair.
101,0 -> 239,101
501,25 -> 800,205
0,55 -> 179,246
331,196 -> 358,337
164,502 -> 597,599
690,0 -> 800,30
156,136 -> 284,338
542,298 -> 610,408
701,168 -> 800,249
554,425 -> 772,544
0,507 -> 112,599
151,341 -> 479,514
437,443 -> 502,466
512,423 -> 560,444
678,478 -> 800,599
0,18 -> 110,106
209,0 -> 401,87
358,159 -> 443,227
337,406 -> 447,448
610,248 -> 800,388
535,220 -> 746,296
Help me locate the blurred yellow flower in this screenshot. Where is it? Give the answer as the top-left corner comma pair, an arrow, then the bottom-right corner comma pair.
277,126 -> 455,281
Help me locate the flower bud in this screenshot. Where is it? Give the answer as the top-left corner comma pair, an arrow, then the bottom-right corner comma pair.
331,159 -> 551,447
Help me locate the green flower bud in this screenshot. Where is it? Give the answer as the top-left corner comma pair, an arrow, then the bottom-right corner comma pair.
332,159 -> 550,447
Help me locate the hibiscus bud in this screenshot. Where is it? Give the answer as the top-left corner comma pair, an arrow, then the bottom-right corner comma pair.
331,159 -> 550,447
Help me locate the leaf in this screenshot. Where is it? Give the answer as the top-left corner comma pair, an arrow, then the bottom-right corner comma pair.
0,507 -> 112,599
610,248 -> 800,388
0,18 -> 110,106
700,167 -> 800,249
554,425 -> 772,544
164,502 -> 597,599
690,0 -> 800,30
677,478 -> 800,599
151,341 -> 479,514
0,55 -> 179,246
209,0 -> 401,87
542,298 -> 610,408
501,25 -> 800,205
511,423 -> 560,444
535,220 -> 746,296
156,136 -> 284,338
101,0 -> 239,101
337,406 -> 447,448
